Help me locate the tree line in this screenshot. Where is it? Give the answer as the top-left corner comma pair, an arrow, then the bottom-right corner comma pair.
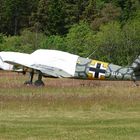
0,0 -> 140,66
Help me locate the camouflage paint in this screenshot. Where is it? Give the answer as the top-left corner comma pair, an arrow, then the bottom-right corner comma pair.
75,56 -> 140,81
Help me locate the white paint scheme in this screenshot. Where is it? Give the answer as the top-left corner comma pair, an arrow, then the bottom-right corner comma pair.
0,49 -> 79,77
31,49 -> 79,76
0,55 -> 13,70
0,52 -> 30,70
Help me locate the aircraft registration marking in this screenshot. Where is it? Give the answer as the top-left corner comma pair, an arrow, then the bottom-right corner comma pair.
88,60 -> 109,80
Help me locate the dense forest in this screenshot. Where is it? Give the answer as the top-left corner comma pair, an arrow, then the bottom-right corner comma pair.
0,0 -> 140,65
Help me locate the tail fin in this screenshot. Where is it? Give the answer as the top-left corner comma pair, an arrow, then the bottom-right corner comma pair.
131,56 -> 140,82
131,56 -> 140,71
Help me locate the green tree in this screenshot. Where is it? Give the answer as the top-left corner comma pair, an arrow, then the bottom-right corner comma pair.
0,30 -> 45,53
34,0 -> 66,35
65,22 -> 96,57
91,3 -> 121,30
65,0 -> 86,28
94,18 -> 140,65
20,29 -> 45,52
0,0 -> 38,35
117,0 -> 140,23
0,36 -> 22,52
95,22 -> 123,64
122,18 -> 140,64
0,34 -> 5,51
34,0 -> 98,35
41,35 -> 66,51
81,0 -> 96,22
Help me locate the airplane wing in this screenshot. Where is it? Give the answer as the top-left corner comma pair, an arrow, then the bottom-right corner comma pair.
0,51 -> 30,70
30,49 -> 79,77
0,49 -> 79,78
0,56 -> 13,70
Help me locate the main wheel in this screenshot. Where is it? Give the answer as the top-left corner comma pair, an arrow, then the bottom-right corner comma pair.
34,80 -> 45,86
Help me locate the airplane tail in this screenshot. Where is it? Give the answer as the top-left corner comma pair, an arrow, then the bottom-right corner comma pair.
131,56 -> 140,70
131,56 -> 140,80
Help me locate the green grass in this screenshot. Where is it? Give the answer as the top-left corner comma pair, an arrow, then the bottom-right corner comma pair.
0,72 -> 140,140
0,110 -> 140,140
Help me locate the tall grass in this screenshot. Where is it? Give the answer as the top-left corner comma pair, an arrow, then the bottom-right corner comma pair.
0,71 -> 140,140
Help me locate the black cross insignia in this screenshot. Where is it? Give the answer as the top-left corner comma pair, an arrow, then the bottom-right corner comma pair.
89,63 -> 106,78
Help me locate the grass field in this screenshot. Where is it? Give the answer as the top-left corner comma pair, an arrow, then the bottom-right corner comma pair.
0,71 -> 140,140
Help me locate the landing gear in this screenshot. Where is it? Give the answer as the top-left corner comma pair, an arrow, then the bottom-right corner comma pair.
24,70 -> 44,86
24,69 -> 34,85
34,80 -> 44,86
34,72 -> 44,86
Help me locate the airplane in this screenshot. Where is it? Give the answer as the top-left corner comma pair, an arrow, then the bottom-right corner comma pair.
0,49 -> 140,86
